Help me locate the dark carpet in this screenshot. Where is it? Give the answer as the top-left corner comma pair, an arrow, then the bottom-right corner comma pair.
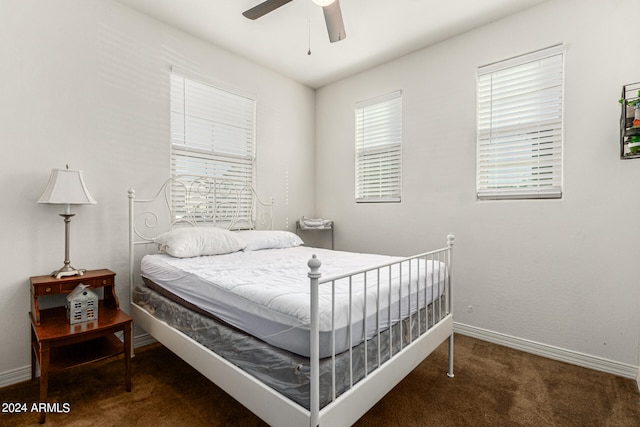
1,334 -> 638,426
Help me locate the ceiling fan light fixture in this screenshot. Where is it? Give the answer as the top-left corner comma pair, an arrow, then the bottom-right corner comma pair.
312,0 -> 335,6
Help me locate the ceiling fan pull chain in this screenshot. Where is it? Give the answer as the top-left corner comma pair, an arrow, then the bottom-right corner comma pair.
307,4 -> 312,55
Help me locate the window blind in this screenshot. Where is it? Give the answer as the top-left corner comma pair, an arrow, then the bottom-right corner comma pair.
170,73 -> 256,222
477,45 -> 564,200
355,90 -> 402,203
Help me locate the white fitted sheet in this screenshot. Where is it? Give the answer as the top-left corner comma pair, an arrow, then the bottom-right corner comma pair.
141,246 -> 447,357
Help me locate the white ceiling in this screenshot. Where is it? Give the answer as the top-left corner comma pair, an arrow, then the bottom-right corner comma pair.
114,0 -> 548,89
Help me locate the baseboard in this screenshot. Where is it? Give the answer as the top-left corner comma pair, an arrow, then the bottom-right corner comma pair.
0,332 -> 157,388
454,322 -> 638,379
0,365 -> 32,389
636,366 -> 640,392
134,332 -> 157,349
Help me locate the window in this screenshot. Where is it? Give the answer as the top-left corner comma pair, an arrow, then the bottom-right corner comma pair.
476,44 -> 564,200
355,90 -> 402,203
170,72 -> 256,222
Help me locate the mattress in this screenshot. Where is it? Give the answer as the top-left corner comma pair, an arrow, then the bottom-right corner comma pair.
141,246 -> 447,357
132,281 -> 444,410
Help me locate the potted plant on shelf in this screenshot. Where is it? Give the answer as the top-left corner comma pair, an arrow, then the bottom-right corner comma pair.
620,90 -> 640,128
620,90 -> 640,155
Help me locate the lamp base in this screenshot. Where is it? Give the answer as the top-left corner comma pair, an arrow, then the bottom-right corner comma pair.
51,266 -> 86,280
51,213 -> 87,279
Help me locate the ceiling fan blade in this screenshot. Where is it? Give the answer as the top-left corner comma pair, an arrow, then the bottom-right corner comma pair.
243,0 -> 293,20
322,0 -> 346,42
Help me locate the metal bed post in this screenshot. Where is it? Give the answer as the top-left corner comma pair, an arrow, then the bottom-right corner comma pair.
127,188 -> 136,357
128,189 -> 135,304
446,233 -> 455,378
308,255 -> 322,427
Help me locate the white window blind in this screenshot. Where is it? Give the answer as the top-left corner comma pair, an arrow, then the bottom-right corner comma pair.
355,90 -> 402,203
477,45 -> 564,200
170,73 -> 256,222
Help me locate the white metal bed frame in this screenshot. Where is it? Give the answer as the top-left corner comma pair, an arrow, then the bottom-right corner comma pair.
128,175 -> 455,427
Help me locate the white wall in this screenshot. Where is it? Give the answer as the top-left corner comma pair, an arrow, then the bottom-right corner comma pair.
0,0 -> 315,378
315,0 -> 640,374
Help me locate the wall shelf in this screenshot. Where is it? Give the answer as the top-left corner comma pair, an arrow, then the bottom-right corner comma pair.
620,81 -> 640,159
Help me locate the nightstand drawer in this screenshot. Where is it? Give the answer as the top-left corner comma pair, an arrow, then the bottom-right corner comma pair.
60,280 -> 85,293
33,284 -> 60,296
89,276 -> 114,288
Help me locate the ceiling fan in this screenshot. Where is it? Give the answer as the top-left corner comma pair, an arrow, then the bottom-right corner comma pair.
243,0 -> 346,43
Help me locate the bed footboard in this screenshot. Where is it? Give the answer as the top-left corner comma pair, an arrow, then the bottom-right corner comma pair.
308,234 -> 455,426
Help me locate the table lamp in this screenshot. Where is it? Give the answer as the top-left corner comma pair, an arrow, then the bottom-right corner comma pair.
38,165 -> 97,278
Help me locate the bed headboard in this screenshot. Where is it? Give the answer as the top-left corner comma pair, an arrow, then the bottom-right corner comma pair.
128,175 -> 273,293
129,175 -> 273,239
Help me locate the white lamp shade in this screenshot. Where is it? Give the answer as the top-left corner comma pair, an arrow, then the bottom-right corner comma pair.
37,168 -> 97,205
312,0 -> 335,6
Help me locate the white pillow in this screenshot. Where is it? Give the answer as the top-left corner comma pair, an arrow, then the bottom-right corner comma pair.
236,230 -> 303,251
154,227 -> 247,258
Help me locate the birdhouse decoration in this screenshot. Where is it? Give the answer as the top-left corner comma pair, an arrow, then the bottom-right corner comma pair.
66,283 -> 98,324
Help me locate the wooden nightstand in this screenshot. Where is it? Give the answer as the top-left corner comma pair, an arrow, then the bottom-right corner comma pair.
29,269 -> 132,423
